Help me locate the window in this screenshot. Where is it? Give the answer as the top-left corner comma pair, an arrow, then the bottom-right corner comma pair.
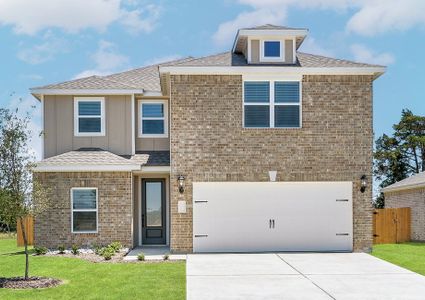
264,41 -> 280,57
244,81 -> 301,128
74,97 -> 105,136
71,188 -> 98,233
139,100 -> 168,137
261,40 -> 284,61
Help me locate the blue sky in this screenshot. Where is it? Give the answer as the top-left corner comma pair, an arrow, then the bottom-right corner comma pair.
0,0 -> 424,159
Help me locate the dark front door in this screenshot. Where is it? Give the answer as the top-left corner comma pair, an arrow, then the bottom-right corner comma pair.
142,179 -> 166,244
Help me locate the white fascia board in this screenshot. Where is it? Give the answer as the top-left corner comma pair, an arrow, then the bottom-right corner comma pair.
140,166 -> 171,173
142,91 -> 163,96
382,182 -> 425,193
159,66 -> 386,77
34,164 -> 141,172
30,89 -> 144,96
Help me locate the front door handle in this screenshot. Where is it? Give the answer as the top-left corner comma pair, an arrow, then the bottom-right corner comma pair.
142,214 -> 145,227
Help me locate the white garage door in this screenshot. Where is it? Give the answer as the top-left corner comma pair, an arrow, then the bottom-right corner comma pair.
193,182 -> 353,253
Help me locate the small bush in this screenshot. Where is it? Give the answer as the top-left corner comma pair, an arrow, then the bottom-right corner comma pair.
163,253 -> 169,261
137,252 -> 145,261
109,241 -> 122,252
102,247 -> 115,260
71,244 -> 79,255
34,246 -> 48,255
57,245 -> 65,254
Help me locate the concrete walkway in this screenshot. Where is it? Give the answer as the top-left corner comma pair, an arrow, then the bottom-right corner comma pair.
124,246 -> 186,261
187,253 -> 425,300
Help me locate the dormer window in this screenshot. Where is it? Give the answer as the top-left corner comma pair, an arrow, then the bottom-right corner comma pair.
263,41 -> 281,58
260,40 -> 284,62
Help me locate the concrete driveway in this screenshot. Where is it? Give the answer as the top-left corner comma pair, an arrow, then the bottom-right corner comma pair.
187,253 -> 425,300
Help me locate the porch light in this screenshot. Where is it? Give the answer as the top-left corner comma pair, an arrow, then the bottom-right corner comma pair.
177,175 -> 185,194
360,175 -> 367,193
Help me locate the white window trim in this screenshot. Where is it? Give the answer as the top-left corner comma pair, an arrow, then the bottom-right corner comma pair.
71,187 -> 98,234
74,97 -> 105,137
138,99 -> 168,138
260,40 -> 284,62
243,80 -> 302,129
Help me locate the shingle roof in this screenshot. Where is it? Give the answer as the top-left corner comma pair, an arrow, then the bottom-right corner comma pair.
382,172 -> 425,193
31,57 -> 194,92
123,151 -> 170,166
172,51 -> 384,68
32,50 -> 383,93
39,148 -> 137,166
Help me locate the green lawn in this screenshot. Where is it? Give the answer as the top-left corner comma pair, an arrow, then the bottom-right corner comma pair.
372,242 -> 425,276
0,238 -> 185,300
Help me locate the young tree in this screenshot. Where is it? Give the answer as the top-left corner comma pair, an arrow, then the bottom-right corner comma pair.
374,109 -> 425,208
0,107 -> 49,280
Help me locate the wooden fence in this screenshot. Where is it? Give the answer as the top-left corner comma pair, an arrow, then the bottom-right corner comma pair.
17,216 -> 34,247
373,208 -> 411,244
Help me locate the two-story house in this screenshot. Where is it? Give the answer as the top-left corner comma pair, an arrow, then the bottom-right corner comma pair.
32,25 -> 385,253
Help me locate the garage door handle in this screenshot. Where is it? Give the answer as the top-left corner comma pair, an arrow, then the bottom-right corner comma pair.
269,219 -> 272,228
194,200 -> 208,203
194,234 -> 208,238
272,219 -> 275,228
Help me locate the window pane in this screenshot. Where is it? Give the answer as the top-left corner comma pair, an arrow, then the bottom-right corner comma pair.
142,120 -> 164,134
78,101 -> 101,116
73,189 -> 97,209
244,105 -> 270,127
275,106 -> 300,127
73,212 -> 97,232
146,182 -> 162,226
79,118 -> 101,133
275,82 -> 300,103
142,104 -> 164,118
264,41 -> 280,57
244,82 -> 270,103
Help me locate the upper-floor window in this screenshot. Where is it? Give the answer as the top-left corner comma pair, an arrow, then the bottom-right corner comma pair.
74,97 -> 105,136
243,81 -> 301,128
71,188 -> 98,233
261,40 -> 283,61
139,100 -> 168,138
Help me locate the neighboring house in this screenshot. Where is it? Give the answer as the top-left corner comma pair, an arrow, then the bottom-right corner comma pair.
31,25 -> 385,253
383,171 -> 425,241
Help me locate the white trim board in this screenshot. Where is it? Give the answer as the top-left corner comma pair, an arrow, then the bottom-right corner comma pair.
34,164 -> 140,172
31,89 -> 145,96
159,66 -> 386,78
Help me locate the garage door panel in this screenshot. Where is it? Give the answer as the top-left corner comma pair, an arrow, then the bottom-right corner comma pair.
193,182 -> 353,253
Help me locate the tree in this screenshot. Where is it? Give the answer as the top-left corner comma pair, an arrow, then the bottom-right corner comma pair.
0,107 -> 49,280
374,109 -> 425,208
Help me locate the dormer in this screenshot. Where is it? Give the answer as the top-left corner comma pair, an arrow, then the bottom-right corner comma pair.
232,24 -> 308,65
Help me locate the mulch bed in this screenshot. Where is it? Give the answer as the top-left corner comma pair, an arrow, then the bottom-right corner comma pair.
45,250 -> 128,263
0,277 -> 63,289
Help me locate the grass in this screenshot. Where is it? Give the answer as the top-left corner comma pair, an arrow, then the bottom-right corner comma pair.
372,242 -> 425,276
0,238 -> 185,300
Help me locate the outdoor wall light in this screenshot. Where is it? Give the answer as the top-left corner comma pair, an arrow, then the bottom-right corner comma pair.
177,175 -> 185,194
360,175 -> 367,193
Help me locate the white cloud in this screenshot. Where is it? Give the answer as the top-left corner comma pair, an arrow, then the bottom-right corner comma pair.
74,40 -> 129,79
0,0 -> 161,35
213,0 -> 425,45
213,8 -> 286,46
346,0 -> 425,36
17,33 -> 67,64
299,36 -> 335,57
144,54 -> 183,66
350,44 -> 395,65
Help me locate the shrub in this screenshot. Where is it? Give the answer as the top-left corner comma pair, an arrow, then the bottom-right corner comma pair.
137,252 -> 145,261
109,241 -> 122,252
163,253 -> 169,261
71,244 -> 79,255
34,246 -> 48,255
102,247 -> 115,260
57,245 -> 65,254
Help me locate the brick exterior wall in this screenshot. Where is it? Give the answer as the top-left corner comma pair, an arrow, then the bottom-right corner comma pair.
385,188 -> 425,241
34,172 -> 133,248
170,74 -> 374,253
